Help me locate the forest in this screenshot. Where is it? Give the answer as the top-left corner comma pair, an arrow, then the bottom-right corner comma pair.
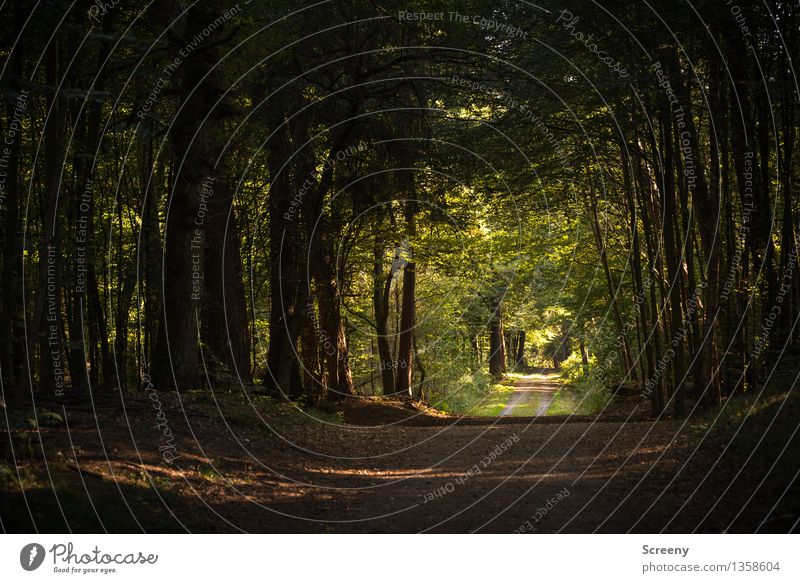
0,0 -> 799,534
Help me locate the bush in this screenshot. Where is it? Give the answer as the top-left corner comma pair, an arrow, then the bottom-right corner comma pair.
551,351 -> 611,415
427,367 -> 495,414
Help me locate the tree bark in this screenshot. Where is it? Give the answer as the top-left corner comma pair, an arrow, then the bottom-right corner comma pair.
201,178 -> 252,384
660,107 -> 689,416
263,124 -> 304,397
0,6 -> 25,402
515,330 -> 526,366
373,230 -> 395,394
488,295 -> 507,378
586,170 -> 636,381
152,3 -> 229,390
394,202 -> 417,396
312,230 -> 355,400
32,36 -> 65,395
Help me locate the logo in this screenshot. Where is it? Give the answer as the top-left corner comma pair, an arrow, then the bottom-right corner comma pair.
20,543 -> 46,571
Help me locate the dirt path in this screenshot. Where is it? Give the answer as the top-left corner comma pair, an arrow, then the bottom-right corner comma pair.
3,390 -> 798,533
500,369 -> 560,417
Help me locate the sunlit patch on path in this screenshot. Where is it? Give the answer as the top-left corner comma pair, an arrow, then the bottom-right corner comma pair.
500,369 -> 561,417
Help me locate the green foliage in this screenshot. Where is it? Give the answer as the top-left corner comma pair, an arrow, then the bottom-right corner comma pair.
559,351 -> 595,384
549,352 -> 610,415
430,369 -> 496,415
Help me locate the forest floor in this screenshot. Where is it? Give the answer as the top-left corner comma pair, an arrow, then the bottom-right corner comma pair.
2,382 -> 799,533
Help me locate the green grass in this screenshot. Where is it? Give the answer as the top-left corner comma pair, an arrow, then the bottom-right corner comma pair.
693,388 -> 799,438
547,379 -> 610,416
468,383 -> 514,416
444,373 -> 517,416
465,373 -> 526,416
509,399 -> 544,416
507,371 -> 562,416
546,386 -> 580,415
444,371 -> 568,417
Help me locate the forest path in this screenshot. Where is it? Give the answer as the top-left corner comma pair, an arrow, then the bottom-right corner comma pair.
500,369 -> 560,417
8,390 -> 794,534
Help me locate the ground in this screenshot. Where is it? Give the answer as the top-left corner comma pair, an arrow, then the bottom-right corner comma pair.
1,373 -> 799,533
500,369 -> 560,416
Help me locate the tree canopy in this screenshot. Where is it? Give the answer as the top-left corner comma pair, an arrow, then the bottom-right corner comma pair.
0,0 -> 797,418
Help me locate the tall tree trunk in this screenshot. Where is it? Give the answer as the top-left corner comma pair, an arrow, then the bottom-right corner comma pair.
201,178 -> 252,384
301,298 -> 322,403
660,108 -> 689,416
635,133 -> 666,413
263,128 -> 304,397
587,170 -> 636,381
140,131 -> 162,385
313,230 -> 354,400
724,25 -> 773,388
152,3 -> 228,389
777,7 -> 797,348
0,6 -> 26,403
670,51 -> 722,408
394,203 -> 417,397
488,295 -> 507,378
515,330 -> 526,366
33,36 -> 65,395
373,230 -> 395,394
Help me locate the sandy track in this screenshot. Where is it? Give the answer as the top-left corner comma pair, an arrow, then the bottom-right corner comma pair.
500,370 -> 560,417
3,391 -> 797,533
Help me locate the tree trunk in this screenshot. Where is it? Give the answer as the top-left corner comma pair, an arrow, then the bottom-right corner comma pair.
0,9 -> 25,403
301,298 -> 322,403
152,3 -> 229,390
312,228 -> 355,400
515,330 -> 526,366
670,51 -> 722,408
660,107 -> 689,416
373,232 -> 395,394
620,138 -> 648,392
263,131 -> 304,397
201,178 -> 252,384
33,36 -> 65,396
140,132 -> 162,385
394,203 -> 417,397
586,169 -> 636,381
488,296 -> 507,378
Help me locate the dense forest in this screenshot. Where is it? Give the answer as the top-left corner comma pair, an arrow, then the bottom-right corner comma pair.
1,0 -> 798,534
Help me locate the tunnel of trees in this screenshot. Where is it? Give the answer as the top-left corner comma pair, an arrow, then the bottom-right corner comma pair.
0,0 -> 798,423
